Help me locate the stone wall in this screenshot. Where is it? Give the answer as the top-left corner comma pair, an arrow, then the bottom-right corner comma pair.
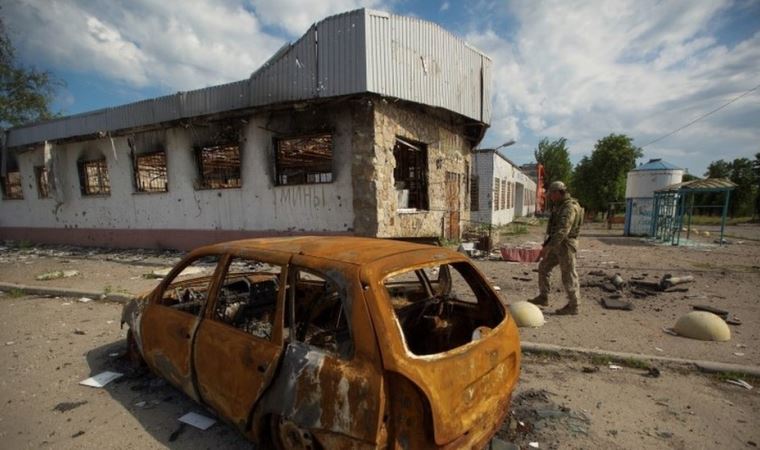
368,99 -> 473,238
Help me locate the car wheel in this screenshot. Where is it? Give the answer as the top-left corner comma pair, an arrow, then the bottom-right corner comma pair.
271,415 -> 317,450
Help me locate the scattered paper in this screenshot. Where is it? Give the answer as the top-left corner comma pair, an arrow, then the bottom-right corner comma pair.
608,364 -> 623,370
493,285 -> 501,291
178,412 -> 216,430
662,327 -> 678,336
733,352 -> 745,357
78,297 -> 93,303
655,347 -> 664,352
725,379 -> 753,390
79,371 -> 123,388
529,442 -> 540,449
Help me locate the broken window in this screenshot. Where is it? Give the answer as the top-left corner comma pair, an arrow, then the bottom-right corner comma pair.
501,179 -> 507,210
78,159 -> 110,196
195,143 -> 241,189
275,133 -> 333,185
34,166 -> 50,198
384,262 -> 505,356
1,171 -> 23,200
133,151 -> 168,193
158,255 -> 221,316
214,258 -> 282,341
286,268 -> 352,359
470,176 -> 479,211
393,137 -> 428,210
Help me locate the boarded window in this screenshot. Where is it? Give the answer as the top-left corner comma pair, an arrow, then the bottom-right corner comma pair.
35,166 -> 50,198
393,137 -> 428,210
1,171 -> 23,200
196,144 -> 241,189
501,179 -> 507,210
134,151 -> 168,193
470,176 -> 479,211
78,159 -> 110,196
493,177 -> 500,210
275,134 -> 333,185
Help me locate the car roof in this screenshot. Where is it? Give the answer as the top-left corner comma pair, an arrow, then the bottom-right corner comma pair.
201,236 -> 452,265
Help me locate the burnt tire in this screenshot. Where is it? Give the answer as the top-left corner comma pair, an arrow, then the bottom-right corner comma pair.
270,415 -> 320,450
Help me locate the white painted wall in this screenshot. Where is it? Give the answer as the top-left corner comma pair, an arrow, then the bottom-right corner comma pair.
0,112 -> 355,233
471,151 -> 537,225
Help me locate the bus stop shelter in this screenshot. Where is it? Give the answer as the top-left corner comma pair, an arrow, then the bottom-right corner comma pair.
650,178 -> 737,246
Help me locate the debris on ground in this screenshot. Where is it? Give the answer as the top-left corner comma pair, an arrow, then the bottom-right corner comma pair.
79,371 -> 123,388
52,401 -> 88,413
78,297 -> 93,303
659,274 -> 695,290
178,412 -> 217,430
497,389 -> 591,446
644,367 -> 661,378
692,305 -> 729,320
725,379 -> 753,390
602,298 -> 634,311
35,270 -> 80,281
510,301 -> 546,328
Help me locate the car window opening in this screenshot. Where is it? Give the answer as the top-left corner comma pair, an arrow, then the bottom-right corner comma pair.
158,256 -> 220,315
384,262 -> 505,356
214,259 -> 281,340
286,268 -> 353,358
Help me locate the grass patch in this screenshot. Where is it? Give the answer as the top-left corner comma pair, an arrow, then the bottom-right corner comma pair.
7,288 -> 25,298
17,240 -> 33,249
589,354 -> 612,366
688,216 -> 753,226
502,223 -> 529,236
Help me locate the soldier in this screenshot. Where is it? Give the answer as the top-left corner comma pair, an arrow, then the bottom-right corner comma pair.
529,181 -> 583,315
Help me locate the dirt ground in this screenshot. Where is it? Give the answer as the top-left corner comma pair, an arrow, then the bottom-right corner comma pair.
0,295 -> 757,450
0,225 -> 759,448
476,222 -> 760,366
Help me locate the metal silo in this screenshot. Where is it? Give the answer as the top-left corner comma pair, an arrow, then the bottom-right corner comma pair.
624,159 -> 684,236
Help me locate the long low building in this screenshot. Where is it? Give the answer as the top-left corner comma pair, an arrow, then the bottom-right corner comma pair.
0,9 -> 492,249
470,149 -> 537,225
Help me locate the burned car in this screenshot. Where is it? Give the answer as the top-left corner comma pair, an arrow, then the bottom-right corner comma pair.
121,237 -> 520,449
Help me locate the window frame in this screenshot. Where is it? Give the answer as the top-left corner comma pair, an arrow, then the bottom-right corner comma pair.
133,150 -> 169,193
194,142 -> 242,190
78,158 -> 111,196
274,132 -> 334,186
393,137 -> 429,211
34,166 -> 50,199
1,171 -> 24,200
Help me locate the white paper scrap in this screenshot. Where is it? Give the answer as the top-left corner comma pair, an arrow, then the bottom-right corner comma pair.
79,371 -> 123,388
529,442 -> 540,449
608,364 -> 623,370
179,412 -> 216,430
726,379 -> 753,390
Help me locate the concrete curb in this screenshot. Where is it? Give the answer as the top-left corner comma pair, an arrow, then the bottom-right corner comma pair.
521,341 -> 760,378
0,282 -> 134,303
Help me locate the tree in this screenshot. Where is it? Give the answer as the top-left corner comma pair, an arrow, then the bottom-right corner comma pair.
0,14 -> 60,128
702,157 -> 758,217
571,134 -> 643,214
534,137 -> 572,192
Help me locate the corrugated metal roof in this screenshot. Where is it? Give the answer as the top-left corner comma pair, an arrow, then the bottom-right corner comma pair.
6,9 -> 490,149
657,178 -> 737,192
631,158 -> 682,171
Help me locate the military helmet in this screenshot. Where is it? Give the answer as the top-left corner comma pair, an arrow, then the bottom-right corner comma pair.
548,181 -> 567,192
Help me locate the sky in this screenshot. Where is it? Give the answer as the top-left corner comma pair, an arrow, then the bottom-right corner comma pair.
4,0 -> 760,176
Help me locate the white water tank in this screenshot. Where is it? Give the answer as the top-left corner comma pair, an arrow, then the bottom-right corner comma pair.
624,159 -> 684,236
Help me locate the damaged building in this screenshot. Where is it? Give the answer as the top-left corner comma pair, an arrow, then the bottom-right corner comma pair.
0,9 -> 491,249
471,149 -> 537,226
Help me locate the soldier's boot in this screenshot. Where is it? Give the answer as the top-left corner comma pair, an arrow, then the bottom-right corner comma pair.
554,304 -> 578,315
555,292 -> 580,315
528,294 -> 549,306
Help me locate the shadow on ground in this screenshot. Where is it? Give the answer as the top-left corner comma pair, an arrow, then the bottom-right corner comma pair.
84,339 -> 254,449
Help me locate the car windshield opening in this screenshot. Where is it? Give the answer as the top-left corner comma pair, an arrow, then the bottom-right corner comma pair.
384,262 -> 505,356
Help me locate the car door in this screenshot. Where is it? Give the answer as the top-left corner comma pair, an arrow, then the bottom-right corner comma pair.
193,250 -> 289,431
140,252 -> 223,402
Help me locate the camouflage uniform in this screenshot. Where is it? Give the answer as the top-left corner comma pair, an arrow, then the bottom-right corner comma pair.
538,193 -> 583,309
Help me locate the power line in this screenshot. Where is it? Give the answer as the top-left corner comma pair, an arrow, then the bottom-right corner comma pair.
640,82 -> 760,148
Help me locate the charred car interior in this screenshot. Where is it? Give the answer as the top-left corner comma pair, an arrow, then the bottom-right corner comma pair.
121,237 -> 520,449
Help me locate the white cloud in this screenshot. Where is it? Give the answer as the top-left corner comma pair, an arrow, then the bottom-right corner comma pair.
4,0 -> 285,90
467,0 -> 760,173
249,0 -> 385,36
440,2 -> 450,12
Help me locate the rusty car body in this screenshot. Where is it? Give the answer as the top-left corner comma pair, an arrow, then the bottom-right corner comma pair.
121,237 -> 521,449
